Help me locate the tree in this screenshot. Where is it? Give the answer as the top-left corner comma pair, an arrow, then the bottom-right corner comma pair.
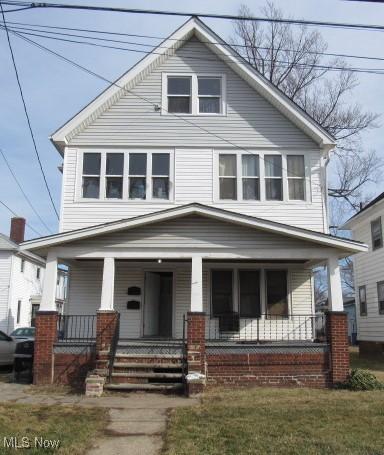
232,2 -> 381,211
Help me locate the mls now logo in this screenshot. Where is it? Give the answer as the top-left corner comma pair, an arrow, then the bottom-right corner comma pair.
3,437 -> 31,449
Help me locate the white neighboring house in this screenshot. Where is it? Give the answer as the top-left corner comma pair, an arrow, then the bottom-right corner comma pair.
0,218 -> 67,334
343,192 -> 384,355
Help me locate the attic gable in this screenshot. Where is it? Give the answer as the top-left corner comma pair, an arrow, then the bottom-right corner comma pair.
51,17 -> 335,153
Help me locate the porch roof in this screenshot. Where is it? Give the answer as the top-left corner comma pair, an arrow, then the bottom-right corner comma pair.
20,203 -> 367,257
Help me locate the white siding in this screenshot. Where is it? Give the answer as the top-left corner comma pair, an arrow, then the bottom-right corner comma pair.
0,251 -> 12,332
59,37 -> 325,233
351,202 -> 384,342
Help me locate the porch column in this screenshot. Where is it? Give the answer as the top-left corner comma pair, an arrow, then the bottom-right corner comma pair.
96,257 -> 118,352
34,251 -> 58,385
326,254 -> 349,385
191,256 -> 203,312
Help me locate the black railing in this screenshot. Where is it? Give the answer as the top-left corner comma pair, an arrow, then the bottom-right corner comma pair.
108,313 -> 120,382
205,313 -> 327,343
181,314 -> 188,380
57,315 -> 97,342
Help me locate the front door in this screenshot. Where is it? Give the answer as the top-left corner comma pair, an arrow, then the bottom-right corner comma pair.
143,272 -> 173,337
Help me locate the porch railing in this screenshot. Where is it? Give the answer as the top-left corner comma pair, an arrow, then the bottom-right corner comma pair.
57,315 -> 97,342
204,313 -> 327,343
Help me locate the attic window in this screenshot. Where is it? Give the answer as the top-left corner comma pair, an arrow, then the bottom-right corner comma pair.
167,77 -> 191,114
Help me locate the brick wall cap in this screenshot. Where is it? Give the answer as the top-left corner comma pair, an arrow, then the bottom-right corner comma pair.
96,310 -> 119,314
187,311 -> 206,316
325,311 -> 347,316
36,311 -> 58,315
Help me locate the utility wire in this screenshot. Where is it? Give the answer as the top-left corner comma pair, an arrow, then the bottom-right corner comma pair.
0,4 -> 59,220
1,1 -> 384,32
0,199 -> 42,237
1,26 -> 331,195
4,20 -> 384,64
5,25 -> 384,75
0,148 -> 53,234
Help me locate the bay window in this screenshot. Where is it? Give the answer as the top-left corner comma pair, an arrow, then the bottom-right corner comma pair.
287,155 -> 305,200
82,153 -> 101,198
265,155 -> 283,201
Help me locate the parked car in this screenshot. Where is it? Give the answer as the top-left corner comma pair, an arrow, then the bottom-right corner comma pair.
0,330 -> 17,366
10,328 -> 35,382
10,327 -> 35,340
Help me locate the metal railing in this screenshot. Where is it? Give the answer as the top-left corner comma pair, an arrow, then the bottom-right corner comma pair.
57,315 -> 97,342
108,313 -> 120,382
204,313 -> 327,343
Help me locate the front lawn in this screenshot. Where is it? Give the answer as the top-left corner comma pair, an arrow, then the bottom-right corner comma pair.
350,346 -> 384,381
163,387 -> 384,455
0,403 -> 107,455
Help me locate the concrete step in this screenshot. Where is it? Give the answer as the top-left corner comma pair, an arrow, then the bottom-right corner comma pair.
104,383 -> 184,391
112,372 -> 183,379
113,362 -> 183,369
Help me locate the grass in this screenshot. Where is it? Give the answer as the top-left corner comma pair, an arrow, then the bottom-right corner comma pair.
163,387 -> 384,455
0,403 -> 107,455
350,346 -> 384,382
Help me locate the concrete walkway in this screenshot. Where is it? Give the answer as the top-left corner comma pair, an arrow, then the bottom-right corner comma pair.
0,382 -> 198,455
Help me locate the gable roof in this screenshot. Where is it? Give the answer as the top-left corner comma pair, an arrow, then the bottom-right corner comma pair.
21,203 -> 366,256
0,233 -> 18,251
343,191 -> 384,229
51,17 -> 335,154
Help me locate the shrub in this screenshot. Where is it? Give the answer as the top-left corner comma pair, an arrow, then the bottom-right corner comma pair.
338,368 -> 384,391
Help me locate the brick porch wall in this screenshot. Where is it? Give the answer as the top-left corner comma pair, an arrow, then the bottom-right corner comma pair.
96,310 -> 119,352
53,352 -> 96,388
186,312 -> 206,374
33,311 -> 58,385
326,311 -> 350,384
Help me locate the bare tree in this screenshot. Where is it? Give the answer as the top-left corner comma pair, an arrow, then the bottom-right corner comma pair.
232,2 -> 381,210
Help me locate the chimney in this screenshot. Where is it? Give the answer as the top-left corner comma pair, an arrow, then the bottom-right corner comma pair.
10,217 -> 26,244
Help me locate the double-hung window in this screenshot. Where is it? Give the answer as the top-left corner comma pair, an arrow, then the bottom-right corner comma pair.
359,285 -> 367,316
371,217 -> 383,250
167,77 -> 191,114
265,155 -> 283,201
198,77 -> 221,114
106,153 -> 124,199
377,281 -> 384,315
287,155 -> 305,200
242,155 -> 260,200
266,270 -> 288,317
211,270 -> 233,317
239,270 -> 261,318
219,155 -> 237,200
152,153 -> 170,199
129,153 -> 147,200
82,153 -> 101,198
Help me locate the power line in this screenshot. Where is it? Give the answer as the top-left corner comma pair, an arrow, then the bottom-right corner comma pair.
2,1 -> 384,32
0,4 -> 59,220
2,26 -> 331,196
0,199 -> 42,237
0,147 -> 53,234
2,25 -> 384,76
4,20 -> 384,64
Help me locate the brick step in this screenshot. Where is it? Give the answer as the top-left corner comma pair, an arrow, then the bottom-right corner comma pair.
113,362 -> 182,369
112,372 -> 182,379
104,383 -> 184,391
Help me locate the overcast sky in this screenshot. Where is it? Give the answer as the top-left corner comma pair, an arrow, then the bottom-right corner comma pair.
0,0 -> 383,239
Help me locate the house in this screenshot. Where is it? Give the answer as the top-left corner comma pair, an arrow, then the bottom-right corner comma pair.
21,17 -> 367,393
0,217 -> 67,333
343,192 -> 384,356
343,298 -> 357,345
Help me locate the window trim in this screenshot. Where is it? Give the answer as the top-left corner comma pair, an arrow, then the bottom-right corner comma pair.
377,281 -> 384,315
371,217 -> 383,251
161,73 -> 226,116
214,150 -> 311,203
358,285 -> 367,317
17,300 -> 21,324
77,149 -> 174,202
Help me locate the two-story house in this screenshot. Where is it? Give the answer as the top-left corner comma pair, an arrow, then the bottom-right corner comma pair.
343,192 -> 384,357
0,218 -> 67,334
21,18 -> 366,393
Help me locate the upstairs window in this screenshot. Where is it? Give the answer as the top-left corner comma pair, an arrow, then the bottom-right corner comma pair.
242,155 -> 260,200
198,77 -> 221,114
287,155 -> 305,200
371,217 -> 383,250
359,285 -> 367,316
152,153 -> 170,199
377,281 -> 384,315
82,153 -> 101,198
36,267 -> 40,279
129,153 -> 147,200
265,155 -> 283,201
106,153 -> 124,199
20,259 -> 25,273
167,77 -> 191,114
219,155 -> 237,200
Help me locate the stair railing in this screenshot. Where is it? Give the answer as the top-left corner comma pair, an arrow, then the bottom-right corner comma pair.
181,314 -> 188,382
108,313 -> 120,383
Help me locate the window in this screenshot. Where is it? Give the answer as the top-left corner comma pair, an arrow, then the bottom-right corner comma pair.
219,155 -> 237,200
20,259 -> 25,273
242,155 -> 260,200
211,270 -> 233,317
287,155 -> 305,200
36,267 -> 40,279
129,153 -> 147,199
105,153 -> 124,199
17,300 -> 21,324
239,270 -> 261,317
265,155 -> 283,201
377,282 -> 384,315
359,285 -> 367,316
152,153 -> 170,199
167,76 -> 191,114
371,217 -> 383,250
198,77 -> 221,114
82,153 -> 101,198
266,270 -> 288,317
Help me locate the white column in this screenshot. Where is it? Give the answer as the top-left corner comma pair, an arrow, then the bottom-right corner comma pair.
327,254 -> 344,312
99,257 -> 115,311
40,251 -> 58,311
191,256 -> 203,312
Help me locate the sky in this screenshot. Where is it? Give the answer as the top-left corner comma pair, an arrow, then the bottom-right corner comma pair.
0,0 -> 383,239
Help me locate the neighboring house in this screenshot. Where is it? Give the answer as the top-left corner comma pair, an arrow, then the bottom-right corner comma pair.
343,192 -> 384,356
343,298 -> 357,345
21,17 -> 366,392
0,218 -> 67,333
